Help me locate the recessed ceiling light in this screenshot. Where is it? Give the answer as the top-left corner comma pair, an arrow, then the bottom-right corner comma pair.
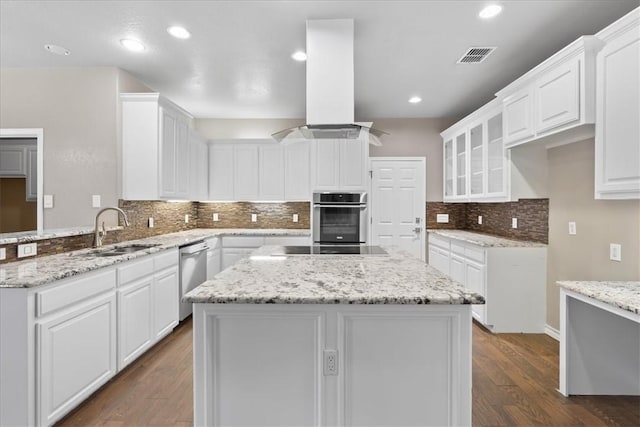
409,96 -> 422,104
120,38 -> 145,52
167,26 -> 191,39
291,51 -> 307,61
479,4 -> 503,19
44,44 -> 70,56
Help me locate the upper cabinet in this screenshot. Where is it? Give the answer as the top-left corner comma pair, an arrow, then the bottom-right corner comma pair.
209,140 -> 311,201
189,129 -> 209,201
121,93 -> 195,201
594,9 -> 640,199
497,36 -> 602,148
311,138 -> 368,191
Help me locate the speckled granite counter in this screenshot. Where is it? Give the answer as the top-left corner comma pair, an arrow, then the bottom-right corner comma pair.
557,281 -> 640,315
0,225 -> 124,245
428,229 -> 546,248
0,228 -> 309,288
184,245 -> 485,305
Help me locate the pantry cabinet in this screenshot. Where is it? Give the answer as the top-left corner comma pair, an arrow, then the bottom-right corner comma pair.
311,138 -> 368,191
594,8 -> 640,199
121,93 -> 195,200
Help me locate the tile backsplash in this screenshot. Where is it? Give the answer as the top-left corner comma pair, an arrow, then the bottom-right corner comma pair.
426,199 -> 549,244
197,202 -> 310,229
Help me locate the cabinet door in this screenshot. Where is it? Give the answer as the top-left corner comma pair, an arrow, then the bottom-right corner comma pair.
0,145 -> 26,176
443,139 -> 454,199
450,253 -> 466,284
26,146 -> 37,201
234,145 -> 259,200
465,260 -> 486,324
160,108 -> 177,197
486,113 -> 505,195
455,132 -> 467,197
154,266 -> 179,340
311,140 -> 340,189
175,120 -> 190,198
535,58 -> 580,133
284,141 -> 311,200
258,144 -> 285,200
469,123 -> 484,196
595,24 -> 640,199
503,87 -> 534,146
189,132 -> 208,201
118,278 -> 154,370
37,293 -> 117,426
427,246 -> 450,276
339,139 -> 367,190
209,144 -> 234,200
207,248 -> 222,278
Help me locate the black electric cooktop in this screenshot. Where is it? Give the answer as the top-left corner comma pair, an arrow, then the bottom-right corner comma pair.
274,245 -> 388,255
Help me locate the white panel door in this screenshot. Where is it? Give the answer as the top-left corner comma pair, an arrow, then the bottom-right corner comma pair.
535,58 -> 580,133
284,141 -> 311,200
312,139 -> 340,189
340,139 -> 367,190
503,87 -> 535,146
154,266 -> 179,340
258,144 -> 285,200
37,293 -> 116,426
370,158 -> 426,260
234,145 -> 259,200
209,144 -> 234,200
117,278 -> 153,370
160,108 -> 177,197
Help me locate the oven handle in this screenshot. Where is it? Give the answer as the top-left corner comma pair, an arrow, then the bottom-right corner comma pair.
313,204 -> 367,209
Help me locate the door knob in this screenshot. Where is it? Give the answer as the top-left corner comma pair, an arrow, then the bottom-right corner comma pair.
414,227 -> 422,233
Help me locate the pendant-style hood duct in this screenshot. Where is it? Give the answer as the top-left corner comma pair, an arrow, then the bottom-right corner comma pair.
272,19 -> 388,145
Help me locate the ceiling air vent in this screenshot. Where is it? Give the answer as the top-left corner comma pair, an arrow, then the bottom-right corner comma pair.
457,47 -> 496,64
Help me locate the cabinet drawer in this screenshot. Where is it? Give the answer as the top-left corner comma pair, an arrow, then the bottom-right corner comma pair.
222,236 -> 265,248
428,234 -> 450,250
464,245 -> 485,263
118,257 -> 154,286
450,241 -> 465,256
36,269 -> 116,317
154,249 -> 178,271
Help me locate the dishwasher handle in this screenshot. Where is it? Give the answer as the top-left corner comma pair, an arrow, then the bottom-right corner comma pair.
181,247 -> 208,256
179,241 -> 209,255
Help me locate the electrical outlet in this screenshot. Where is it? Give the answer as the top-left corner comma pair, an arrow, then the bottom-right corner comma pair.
568,222 -> 577,235
293,213 -> 299,223
478,215 -> 483,225
213,213 -> 219,222
44,194 -> 54,208
512,218 -> 518,229
185,214 -> 189,223
609,243 -> 622,261
251,213 -> 257,222
148,217 -> 154,228
17,243 -> 37,258
323,349 -> 338,376
0,248 -> 6,261
436,214 -> 449,223
92,195 -> 101,208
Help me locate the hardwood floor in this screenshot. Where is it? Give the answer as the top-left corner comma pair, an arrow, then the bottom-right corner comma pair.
56,319 -> 640,426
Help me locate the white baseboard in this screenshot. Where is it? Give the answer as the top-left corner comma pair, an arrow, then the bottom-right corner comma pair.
545,324 -> 560,341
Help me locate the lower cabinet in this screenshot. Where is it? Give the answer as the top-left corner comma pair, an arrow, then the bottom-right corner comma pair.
118,276 -> 154,369
206,237 -> 221,279
428,232 -> 547,333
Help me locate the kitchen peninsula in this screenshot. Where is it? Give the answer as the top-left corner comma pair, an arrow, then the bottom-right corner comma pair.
184,246 -> 484,427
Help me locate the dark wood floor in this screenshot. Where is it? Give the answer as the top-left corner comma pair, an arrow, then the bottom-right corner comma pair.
57,319 -> 640,427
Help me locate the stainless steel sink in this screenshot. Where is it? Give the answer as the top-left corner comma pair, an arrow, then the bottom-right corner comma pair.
77,243 -> 161,257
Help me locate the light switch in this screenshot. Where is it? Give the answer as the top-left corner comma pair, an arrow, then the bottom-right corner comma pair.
44,194 -> 54,208
478,216 -> 483,225
251,213 -> 257,222
436,214 -> 449,223
568,222 -> 577,235
512,218 -> 518,229
293,214 -> 299,223
609,243 -> 622,261
213,213 -> 219,222
92,195 -> 101,208
148,217 -> 154,228
17,243 -> 37,258
0,248 -> 6,261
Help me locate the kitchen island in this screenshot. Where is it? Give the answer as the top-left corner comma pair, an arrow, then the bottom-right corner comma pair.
184,246 -> 484,427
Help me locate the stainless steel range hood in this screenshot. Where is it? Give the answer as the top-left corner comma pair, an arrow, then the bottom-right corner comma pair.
272,19 -> 387,145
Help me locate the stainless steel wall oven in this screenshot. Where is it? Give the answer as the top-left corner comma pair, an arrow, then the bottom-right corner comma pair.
313,192 -> 367,244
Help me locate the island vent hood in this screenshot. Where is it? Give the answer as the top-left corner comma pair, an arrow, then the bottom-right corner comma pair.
272,19 -> 387,145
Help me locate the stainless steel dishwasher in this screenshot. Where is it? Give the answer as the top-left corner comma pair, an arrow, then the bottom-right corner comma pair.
179,240 -> 209,321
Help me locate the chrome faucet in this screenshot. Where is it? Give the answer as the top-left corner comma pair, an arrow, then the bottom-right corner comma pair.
94,207 -> 130,247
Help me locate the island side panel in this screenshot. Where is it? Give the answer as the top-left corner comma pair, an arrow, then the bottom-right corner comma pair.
193,303 -> 472,427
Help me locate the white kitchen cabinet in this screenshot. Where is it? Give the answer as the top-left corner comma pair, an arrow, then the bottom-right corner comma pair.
209,144 -> 234,200
117,276 -> 154,368
594,8 -> 640,199
234,145 -> 260,200
189,129 -> 209,201
222,247 -> 254,270
258,144 -> 285,200
443,138 -> 454,199
427,232 -> 547,333
154,265 -> 179,339
311,138 -> 368,191
121,93 -> 194,200
497,36 -> 601,149
284,141 -> 311,200
206,237 -> 222,279
220,235 -> 311,270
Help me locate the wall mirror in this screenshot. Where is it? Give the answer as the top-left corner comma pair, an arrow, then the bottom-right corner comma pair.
0,128 -> 44,237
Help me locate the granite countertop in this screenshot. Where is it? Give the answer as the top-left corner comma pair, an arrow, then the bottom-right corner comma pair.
0,228 -> 310,288
427,229 -> 546,248
0,225 -> 124,245
557,281 -> 640,315
184,245 -> 486,305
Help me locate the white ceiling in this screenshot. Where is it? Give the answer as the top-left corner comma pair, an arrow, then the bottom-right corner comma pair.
1,1 -> 638,120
